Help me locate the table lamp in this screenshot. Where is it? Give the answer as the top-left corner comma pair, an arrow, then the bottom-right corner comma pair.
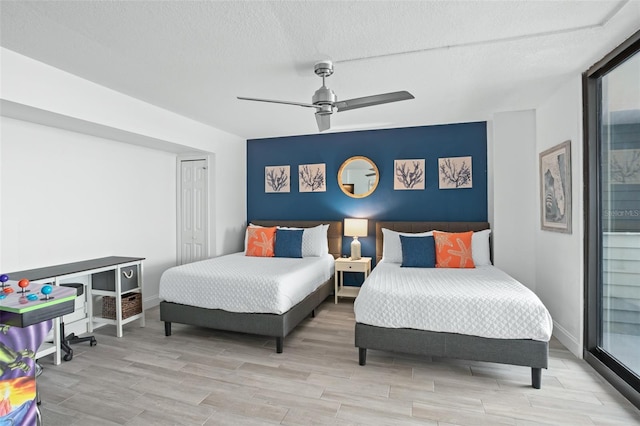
344,218 -> 368,260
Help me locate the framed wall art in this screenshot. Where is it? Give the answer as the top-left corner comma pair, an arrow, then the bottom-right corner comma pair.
438,156 -> 472,189
299,163 -> 326,192
394,159 -> 425,190
539,140 -> 571,233
265,165 -> 290,193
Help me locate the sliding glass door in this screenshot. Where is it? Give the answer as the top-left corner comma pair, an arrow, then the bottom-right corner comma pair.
600,51 -> 640,375
585,31 -> 640,404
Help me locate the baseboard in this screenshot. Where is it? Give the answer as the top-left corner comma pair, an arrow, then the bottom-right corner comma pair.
143,294 -> 160,310
553,321 -> 582,358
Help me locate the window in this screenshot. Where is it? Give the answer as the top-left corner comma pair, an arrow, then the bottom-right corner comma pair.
584,30 -> 640,407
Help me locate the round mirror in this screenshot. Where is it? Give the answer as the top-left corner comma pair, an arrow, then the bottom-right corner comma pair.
337,156 -> 379,198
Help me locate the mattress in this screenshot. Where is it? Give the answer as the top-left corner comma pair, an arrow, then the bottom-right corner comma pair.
354,262 -> 553,341
159,253 -> 334,315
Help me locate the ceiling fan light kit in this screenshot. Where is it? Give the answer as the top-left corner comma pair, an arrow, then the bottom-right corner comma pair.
238,60 -> 414,132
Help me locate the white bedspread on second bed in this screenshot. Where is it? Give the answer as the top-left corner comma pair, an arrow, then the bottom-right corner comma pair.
159,253 -> 334,315
354,262 -> 553,341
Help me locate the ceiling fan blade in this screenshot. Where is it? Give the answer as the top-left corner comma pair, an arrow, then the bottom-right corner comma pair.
237,96 -> 318,109
334,91 -> 414,112
315,113 -> 331,132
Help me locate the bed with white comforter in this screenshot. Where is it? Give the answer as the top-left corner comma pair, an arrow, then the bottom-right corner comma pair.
159,220 -> 342,354
355,221 -> 553,389
160,253 -> 334,315
355,261 -> 552,341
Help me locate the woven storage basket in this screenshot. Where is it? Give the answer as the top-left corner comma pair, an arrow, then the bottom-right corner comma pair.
102,292 -> 142,319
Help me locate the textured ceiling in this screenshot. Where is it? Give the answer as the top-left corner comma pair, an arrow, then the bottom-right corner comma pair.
1,1 -> 639,140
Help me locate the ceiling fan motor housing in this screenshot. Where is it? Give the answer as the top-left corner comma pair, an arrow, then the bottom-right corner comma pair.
313,87 -> 336,113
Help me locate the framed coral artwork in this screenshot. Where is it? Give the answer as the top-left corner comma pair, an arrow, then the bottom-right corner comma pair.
299,163 -> 326,192
394,159 -> 425,190
438,156 -> 472,189
265,165 -> 290,193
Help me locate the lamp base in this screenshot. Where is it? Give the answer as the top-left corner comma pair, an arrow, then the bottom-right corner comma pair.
350,237 -> 361,260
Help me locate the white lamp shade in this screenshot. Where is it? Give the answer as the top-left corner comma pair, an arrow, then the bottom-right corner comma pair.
344,218 -> 368,237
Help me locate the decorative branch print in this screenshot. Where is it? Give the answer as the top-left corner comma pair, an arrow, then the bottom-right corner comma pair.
439,156 -> 472,189
394,159 -> 425,190
299,164 -> 326,192
265,165 -> 290,193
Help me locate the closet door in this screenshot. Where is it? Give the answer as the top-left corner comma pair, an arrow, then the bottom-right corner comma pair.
178,158 -> 208,264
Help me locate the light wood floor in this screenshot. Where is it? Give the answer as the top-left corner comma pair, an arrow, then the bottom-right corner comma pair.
37,300 -> 640,425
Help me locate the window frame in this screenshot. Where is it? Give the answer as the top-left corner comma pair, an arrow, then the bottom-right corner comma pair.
583,29 -> 640,408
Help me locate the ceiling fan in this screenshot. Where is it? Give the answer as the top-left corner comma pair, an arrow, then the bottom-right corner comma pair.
238,60 -> 414,132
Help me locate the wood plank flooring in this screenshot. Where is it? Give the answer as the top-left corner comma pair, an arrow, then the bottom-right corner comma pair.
36,300 -> 640,425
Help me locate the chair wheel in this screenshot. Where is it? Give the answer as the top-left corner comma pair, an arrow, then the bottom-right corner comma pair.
63,350 -> 73,361
90,339 -> 97,347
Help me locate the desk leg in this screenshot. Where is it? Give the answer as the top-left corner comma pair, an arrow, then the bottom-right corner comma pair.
52,278 -> 62,365
139,262 -> 145,328
52,316 -> 61,365
115,266 -> 123,338
87,278 -> 94,333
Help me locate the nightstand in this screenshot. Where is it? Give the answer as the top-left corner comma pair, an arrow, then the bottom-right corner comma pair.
334,257 -> 371,303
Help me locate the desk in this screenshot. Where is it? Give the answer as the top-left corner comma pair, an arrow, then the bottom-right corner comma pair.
6,256 -> 145,364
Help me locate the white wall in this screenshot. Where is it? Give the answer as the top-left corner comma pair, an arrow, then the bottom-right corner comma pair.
535,76 -> 584,357
0,48 -> 247,307
491,88 -> 583,358
0,117 -> 176,303
491,110 -> 537,291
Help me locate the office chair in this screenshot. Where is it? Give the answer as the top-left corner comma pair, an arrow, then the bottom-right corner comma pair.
60,283 -> 97,361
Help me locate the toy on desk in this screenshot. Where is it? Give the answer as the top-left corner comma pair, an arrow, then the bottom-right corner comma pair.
40,285 -> 54,301
0,275 -> 8,289
40,284 -> 54,300
17,279 -> 30,295
0,287 -> 13,300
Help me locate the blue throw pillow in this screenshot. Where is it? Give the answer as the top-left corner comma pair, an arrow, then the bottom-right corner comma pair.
274,229 -> 304,258
400,235 -> 436,268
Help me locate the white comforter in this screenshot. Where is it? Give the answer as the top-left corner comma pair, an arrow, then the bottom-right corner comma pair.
159,253 -> 334,315
354,262 -> 553,341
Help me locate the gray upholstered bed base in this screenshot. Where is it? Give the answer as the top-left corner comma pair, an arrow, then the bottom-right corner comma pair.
161,277 -> 332,353
355,323 -> 548,388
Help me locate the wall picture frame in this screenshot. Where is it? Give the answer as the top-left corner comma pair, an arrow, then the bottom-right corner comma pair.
299,163 -> 326,192
394,159 -> 425,190
438,156 -> 472,189
539,140 -> 572,233
265,165 -> 290,193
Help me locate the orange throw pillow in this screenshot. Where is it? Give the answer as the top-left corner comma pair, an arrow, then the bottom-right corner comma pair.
433,231 -> 475,268
245,226 -> 276,257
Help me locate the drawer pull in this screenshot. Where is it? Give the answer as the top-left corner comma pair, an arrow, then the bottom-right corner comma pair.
122,269 -> 134,279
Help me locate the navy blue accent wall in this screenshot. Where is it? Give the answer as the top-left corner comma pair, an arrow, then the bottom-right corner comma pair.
247,122 -> 487,261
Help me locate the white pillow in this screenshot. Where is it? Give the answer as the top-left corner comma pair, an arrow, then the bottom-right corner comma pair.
244,223 -> 263,252
382,228 -> 434,264
472,229 -> 492,266
278,224 -> 329,257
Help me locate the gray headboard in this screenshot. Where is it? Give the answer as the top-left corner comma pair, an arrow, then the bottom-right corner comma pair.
375,221 -> 491,265
250,220 -> 343,259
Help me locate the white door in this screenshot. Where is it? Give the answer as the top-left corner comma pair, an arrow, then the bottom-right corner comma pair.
179,159 -> 208,264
